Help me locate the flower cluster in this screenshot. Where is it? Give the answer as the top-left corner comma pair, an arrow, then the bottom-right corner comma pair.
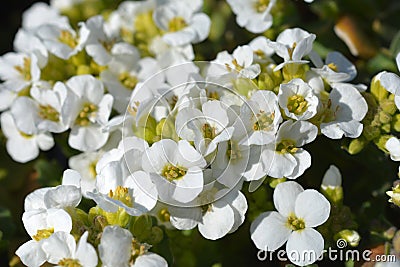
3,0 -> 400,266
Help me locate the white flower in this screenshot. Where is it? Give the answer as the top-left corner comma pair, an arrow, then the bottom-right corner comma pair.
175,100 -> 234,156
379,53 -> 400,110
310,51 -> 357,84
169,186 -> 248,240
227,0 -> 276,34
386,137 -> 400,161
248,36 -> 275,64
239,90 -> 282,146
0,111 -> 54,163
0,52 -> 41,92
50,0 -> 84,11
212,120 -> 266,187
320,83 -> 368,139
16,208 -> 72,267
278,78 -> 319,120
88,164 -> 157,215
251,181 -> 330,266
11,82 -> 68,134
100,46 -> 161,113
83,15 -> 126,66
69,151 -> 104,196
142,139 -> 206,203
321,165 -> 342,189
207,45 -> 261,79
36,21 -> 90,60
42,231 -> 98,267
99,225 -> 167,267
267,28 -> 316,70
153,1 -> 211,46
62,75 -> 113,152
21,2 -> 68,30
261,120 -> 318,179
14,29 -> 48,68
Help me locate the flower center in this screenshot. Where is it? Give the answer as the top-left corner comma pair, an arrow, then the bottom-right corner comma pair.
131,239 -> 151,264
75,103 -> 98,126
58,30 -> 78,49
89,161 -> 97,179
168,17 -> 187,32
108,186 -> 132,207
32,228 -> 54,241
255,0 -> 270,12
162,164 -> 187,181
287,94 -> 308,115
206,90 -> 220,100
327,62 -> 338,72
58,258 -> 82,267
227,141 -> 242,160
119,72 -> 138,90
14,57 -> 32,81
39,105 -> 60,122
287,42 -> 297,60
276,139 -> 298,154
253,110 -> 275,131
287,214 -> 305,231
202,123 -> 217,140
158,208 -> 170,222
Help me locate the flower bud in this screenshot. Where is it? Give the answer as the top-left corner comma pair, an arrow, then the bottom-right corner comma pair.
334,229 -> 361,247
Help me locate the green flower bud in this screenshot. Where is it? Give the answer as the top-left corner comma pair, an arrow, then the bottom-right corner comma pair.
269,177 -> 286,188
380,99 -> 397,115
379,111 -> 392,124
147,226 -> 164,245
392,114 -> 400,132
334,229 -> 361,247
130,215 -> 153,242
374,135 -> 392,153
387,183 -> 400,207
321,186 -> 344,205
348,137 -> 367,155
282,63 -> 308,81
362,125 -> 380,141
381,123 -> 391,133
371,76 -> 389,102
77,65 -> 91,75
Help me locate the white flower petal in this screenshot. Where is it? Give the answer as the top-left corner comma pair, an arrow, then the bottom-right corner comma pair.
295,190 -> 331,227
286,228 -> 324,266
250,211 -> 291,251
273,181 -> 304,217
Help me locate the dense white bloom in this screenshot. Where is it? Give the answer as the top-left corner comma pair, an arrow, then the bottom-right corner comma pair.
0,112 -> 54,163
153,1 -> 211,46
278,78 -> 319,120
99,225 -> 167,267
100,46 -> 161,113
62,75 -> 113,152
261,120 -> 318,179
36,22 -> 89,60
169,186 -> 247,240
267,28 -> 316,70
16,208 -> 72,267
239,90 -> 282,145
320,83 -> 367,139
11,83 -> 68,134
251,181 -> 330,266
22,2 -> 68,30
69,151 -> 104,196
42,231 -> 98,267
248,36 -> 275,64
142,139 -> 206,203
227,0 -> 276,34
310,51 -> 357,84
379,53 -> 400,109
0,52 -> 41,93
207,45 -> 261,79
176,100 -> 234,156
